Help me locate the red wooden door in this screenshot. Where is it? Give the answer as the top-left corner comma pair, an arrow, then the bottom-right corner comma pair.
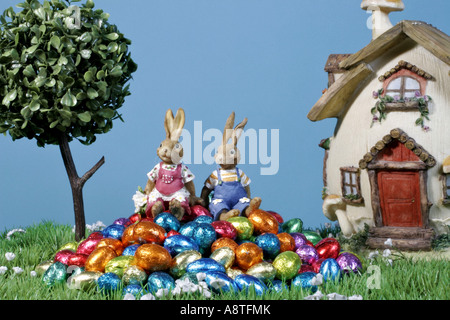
377,170 -> 422,227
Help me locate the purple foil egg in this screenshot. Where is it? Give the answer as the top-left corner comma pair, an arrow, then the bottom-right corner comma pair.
113,217 -> 132,227
336,252 -> 363,274
295,245 -> 319,265
290,232 -> 307,249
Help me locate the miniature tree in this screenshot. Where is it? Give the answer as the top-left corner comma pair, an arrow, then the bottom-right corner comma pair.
0,0 -> 137,241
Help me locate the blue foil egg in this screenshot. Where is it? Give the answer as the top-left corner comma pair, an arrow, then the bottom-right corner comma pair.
97,272 -> 122,292
164,234 -> 199,256
154,212 -> 181,232
204,271 -> 238,293
234,274 -> 267,296
102,224 -> 125,240
123,284 -> 145,298
319,258 -> 342,282
194,215 -> 214,224
255,233 -> 281,259
146,271 -> 175,293
291,272 -> 319,293
268,280 -> 289,293
122,244 -> 141,256
192,223 -> 217,251
179,221 -> 197,238
185,258 -> 226,274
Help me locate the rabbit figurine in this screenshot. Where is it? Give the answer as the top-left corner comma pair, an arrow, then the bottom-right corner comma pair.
201,112 -> 261,221
144,108 -> 201,220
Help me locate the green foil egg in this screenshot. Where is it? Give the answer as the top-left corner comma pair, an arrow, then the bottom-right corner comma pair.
227,217 -> 254,240
122,265 -> 148,286
56,241 -> 78,253
272,251 -> 301,281
246,261 -> 276,282
302,230 -> 323,245
41,262 -> 67,287
281,218 -> 303,234
170,250 -> 202,278
105,255 -> 134,277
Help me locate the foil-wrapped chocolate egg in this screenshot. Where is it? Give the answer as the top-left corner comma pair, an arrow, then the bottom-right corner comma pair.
234,274 -> 267,296
319,258 -> 342,282
336,252 -> 363,274
96,238 -> 125,256
132,220 -> 166,245
85,246 -> 118,273
87,231 -> 104,240
122,244 -> 141,256
128,213 -> 141,223
204,271 -> 238,293
211,220 -> 237,240
164,234 -> 199,256
211,237 -> 239,253
268,279 -> 289,293
154,212 -> 181,232
194,215 -> 214,224
42,261 -> 67,287
226,268 -> 244,279
134,244 -> 172,272
235,242 -> 263,270
113,217 -> 133,227
311,258 -> 325,273
54,249 -> 75,265
282,218 -> 303,234
185,258 -> 226,274
122,265 -> 148,286
315,238 -> 340,260
302,231 -> 322,245
266,210 -> 284,224
121,223 -> 137,246
57,241 -> 78,252
67,253 -> 88,267
255,233 -> 281,259
246,261 -> 276,282
295,245 -> 319,265
291,272 -> 319,293
178,221 -> 197,238
276,233 -> 295,252
147,271 -> 175,293
290,232 -> 308,250
192,223 -> 217,253
227,217 -> 254,240
97,272 -> 121,292
102,224 -> 125,240
210,246 -> 235,269
123,284 -> 145,298
272,251 -> 301,280
76,237 -> 102,256
167,230 -> 180,237
182,204 -> 213,222
35,260 -> 53,276
170,250 -> 202,278
67,271 -> 102,291
248,209 -> 279,235
299,264 -> 315,274
105,255 -> 135,277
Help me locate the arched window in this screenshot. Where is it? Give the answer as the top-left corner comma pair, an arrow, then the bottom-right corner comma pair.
382,68 -> 428,99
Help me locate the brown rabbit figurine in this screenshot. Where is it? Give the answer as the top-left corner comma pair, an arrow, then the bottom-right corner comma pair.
201,112 -> 261,221
144,108 -> 202,220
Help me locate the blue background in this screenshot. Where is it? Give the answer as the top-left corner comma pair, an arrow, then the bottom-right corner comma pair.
1,0 -> 449,232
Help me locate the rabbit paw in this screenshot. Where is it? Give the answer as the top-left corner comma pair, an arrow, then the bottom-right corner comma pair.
151,200 -> 164,218
244,197 -> 262,217
219,209 -> 240,221
169,199 -> 185,221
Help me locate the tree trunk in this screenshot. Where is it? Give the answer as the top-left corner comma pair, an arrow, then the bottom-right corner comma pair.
58,134 -> 105,241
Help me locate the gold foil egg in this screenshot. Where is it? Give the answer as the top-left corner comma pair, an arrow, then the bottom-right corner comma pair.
67,271 -> 102,291
226,268 -> 244,279
210,246 -> 235,269
122,223 -> 137,246
277,232 -> 296,252
170,250 -> 202,278
85,246 -> 118,273
235,242 -> 263,270
134,243 -> 172,272
133,220 -> 166,245
248,209 -> 279,235
105,255 -> 135,277
211,237 -> 239,253
57,241 -> 78,253
227,217 -> 254,240
35,260 -> 54,276
96,238 -> 125,256
122,265 -> 148,286
246,261 -> 276,282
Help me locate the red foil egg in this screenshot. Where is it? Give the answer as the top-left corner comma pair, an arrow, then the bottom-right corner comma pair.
54,250 -> 75,265
67,253 -> 88,267
182,205 -> 213,222
311,258 -> 326,273
211,221 -> 237,240
167,230 -> 181,237
298,264 -> 315,274
128,213 -> 141,223
315,238 -> 341,260
87,231 -> 104,240
266,210 -> 284,224
77,237 -> 102,256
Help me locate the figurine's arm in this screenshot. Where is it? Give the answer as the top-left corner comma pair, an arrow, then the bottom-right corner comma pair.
185,180 -> 205,207
201,186 -> 212,208
144,179 -> 155,195
245,185 -> 251,198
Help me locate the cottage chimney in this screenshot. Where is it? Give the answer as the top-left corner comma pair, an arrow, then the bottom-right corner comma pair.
361,0 -> 404,40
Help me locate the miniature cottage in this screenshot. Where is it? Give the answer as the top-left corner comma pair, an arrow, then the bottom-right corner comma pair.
308,0 -> 450,250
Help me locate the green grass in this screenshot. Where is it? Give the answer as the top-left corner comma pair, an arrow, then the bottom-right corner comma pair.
0,221 -> 449,300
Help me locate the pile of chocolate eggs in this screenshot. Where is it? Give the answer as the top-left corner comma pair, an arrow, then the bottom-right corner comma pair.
36,205 -> 363,297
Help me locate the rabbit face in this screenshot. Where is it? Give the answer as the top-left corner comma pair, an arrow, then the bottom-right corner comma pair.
157,108 -> 185,164
215,144 -> 240,169
158,139 -> 183,164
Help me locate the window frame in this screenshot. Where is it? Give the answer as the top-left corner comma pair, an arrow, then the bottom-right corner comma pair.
442,173 -> 450,205
340,166 -> 364,204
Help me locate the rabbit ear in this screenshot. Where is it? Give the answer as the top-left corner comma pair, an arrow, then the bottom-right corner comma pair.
222,112 -> 235,145
170,108 -> 185,141
164,109 -> 175,140
232,117 -> 248,146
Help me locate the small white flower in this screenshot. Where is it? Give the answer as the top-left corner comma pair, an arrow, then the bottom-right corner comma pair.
209,277 -> 227,290
6,228 -> 26,240
327,292 -> 347,300
5,252 -> 16,261
196,272 -> 206,282
348,295 -> 363,300
175,195 -> 186,203
382,249 -> 391,257
239,197 -> 250,203
304,290 -> 324,300
324,223 -> 331,229
385,259 -> 393,267
311,273 -> 323,286
212,199 -> 223,205
328,233 -> 334,238
30,271 -> 37,277
123,293 -> 136,300
0,266 -> 7,275
384,238 -> 393,247
368,250 -> 379,260
12,267 -> 23,274
140,293 -> 156,300
155,288 -> 169,298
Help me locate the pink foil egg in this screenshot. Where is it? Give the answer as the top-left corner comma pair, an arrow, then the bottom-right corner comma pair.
76,237 -> 102,256
211,221 -> 237,240
54,250 -> 75,265
295,245 -> 319,265
315,238 -> 341,260
266,210 -> 284,224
